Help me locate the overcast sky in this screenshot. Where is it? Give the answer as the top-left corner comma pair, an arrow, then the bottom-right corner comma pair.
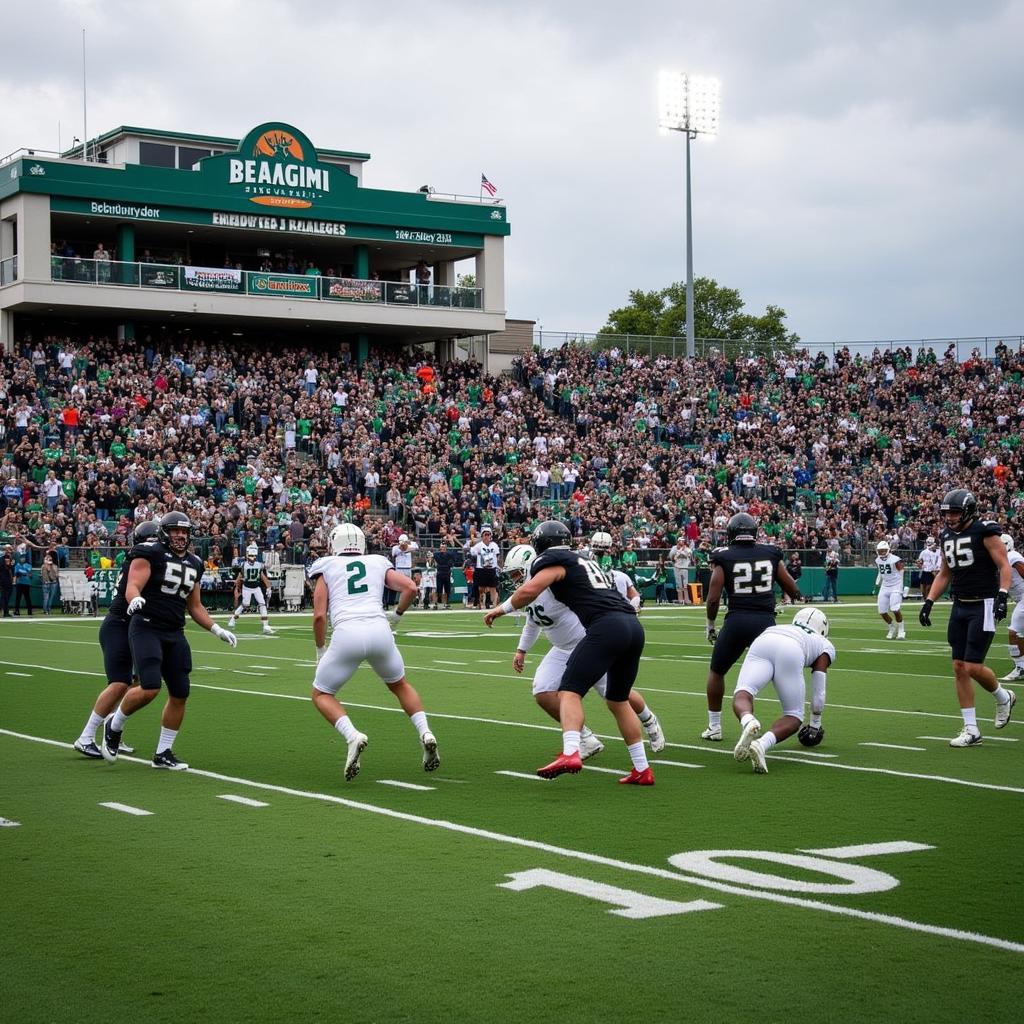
3,0 -> 1022,345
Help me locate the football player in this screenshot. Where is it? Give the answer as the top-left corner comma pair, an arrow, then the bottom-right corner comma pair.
469,526 -> 501,610
484,521 -> 651,785
701,513 -> 803,742
501,543 -> 665,760
72,519 -> 160,758
917,536 -> 942,601
732,607 -> 835,774
101,511 -> 237,770
919,489 -> 1016,746
228,544 -> 274,635
998,533 -> 1024,682
874,540 -> 906,639
592,531 -> 642,610
308,523 -> 439,782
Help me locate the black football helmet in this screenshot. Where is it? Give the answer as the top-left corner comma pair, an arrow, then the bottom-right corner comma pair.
797,724 -> 824,748
727,513 -> 757,544
939,489 -> 978,532
133,520 -> 160,544
532,520 -> 572,554
159,510 -> 193,553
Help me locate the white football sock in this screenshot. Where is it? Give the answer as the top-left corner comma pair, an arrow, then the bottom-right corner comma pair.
993,686 -> 1011,705
334,715 -> 360,741
740,713 -> 757,729
810,714 -> 823,728
157,727 -> 178,753
637,705 -> 653,724
562,730 -> 581,756
760,732 -> 778,752
961,707 -> 979,731
708,711 -> 722,729
410,710 -> 429,736
110,706 -> 129,732
80,711 -> 104,743
626,741 -> 649,771
580,725 -> 595,739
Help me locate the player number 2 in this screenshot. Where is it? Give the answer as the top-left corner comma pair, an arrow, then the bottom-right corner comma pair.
346,561 -> 369,595
733,560 -> 774,594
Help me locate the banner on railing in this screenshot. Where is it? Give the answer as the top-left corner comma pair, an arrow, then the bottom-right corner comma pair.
247,272 -> 318,298
182,266 -> 244,293
385,283 -> 417,304
324,278 -> 384,303
140,265 -> 180,289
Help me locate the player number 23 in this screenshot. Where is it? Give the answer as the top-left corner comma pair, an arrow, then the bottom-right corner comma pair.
733,560 -> 774,594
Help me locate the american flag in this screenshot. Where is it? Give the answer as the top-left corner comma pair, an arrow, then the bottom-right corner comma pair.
481,173 -> 498,197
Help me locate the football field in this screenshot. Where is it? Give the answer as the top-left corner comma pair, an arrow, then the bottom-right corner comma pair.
1,603 -> 1021,1024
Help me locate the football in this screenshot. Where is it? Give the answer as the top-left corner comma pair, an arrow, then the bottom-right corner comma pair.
798,724 -> 824,747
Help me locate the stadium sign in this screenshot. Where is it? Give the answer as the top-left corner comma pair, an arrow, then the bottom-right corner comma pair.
218,123 -> 332,210
247,272 -> 317,298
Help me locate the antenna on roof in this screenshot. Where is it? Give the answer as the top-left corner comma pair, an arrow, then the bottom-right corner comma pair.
82,28 -> 88,162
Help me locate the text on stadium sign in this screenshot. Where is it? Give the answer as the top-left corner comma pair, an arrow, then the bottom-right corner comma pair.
223,123 -> 332,210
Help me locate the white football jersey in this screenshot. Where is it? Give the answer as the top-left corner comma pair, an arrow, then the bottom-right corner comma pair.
875,554 -> 903,589
518,588 -> 586,652
764,624 -> 836,667
308,554 -> 392,628
919,547 -> 943,573
391,543 -> 417,570
1009,551 -> 1024,602
610,569 -> 633,598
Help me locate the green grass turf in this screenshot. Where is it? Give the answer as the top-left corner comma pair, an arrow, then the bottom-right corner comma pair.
1,601 -> 1022,1023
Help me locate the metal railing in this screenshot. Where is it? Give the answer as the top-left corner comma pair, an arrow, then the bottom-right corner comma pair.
534,330 -> 1024,364
45,257 -> 484,310
0,255 -> 17,286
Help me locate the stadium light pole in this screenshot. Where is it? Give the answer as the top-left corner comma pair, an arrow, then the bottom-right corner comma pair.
658,71 -> 720,358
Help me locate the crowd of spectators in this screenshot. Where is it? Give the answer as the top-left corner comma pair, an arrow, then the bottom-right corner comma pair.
1,332 -> 1021,579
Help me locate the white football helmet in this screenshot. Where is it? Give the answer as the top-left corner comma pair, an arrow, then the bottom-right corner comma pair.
398,533 -> 409,544
1001,533 -> 1015,552
591,531 -> 613,551
876,541 -> 890,557
330,523 -> 366,555
246,544 -> 258,560
502,544 -> 536,582
793,607 -> 829,638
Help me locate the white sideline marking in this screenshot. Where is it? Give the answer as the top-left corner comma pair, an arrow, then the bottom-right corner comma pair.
5,671 -> 32,677
100,801 -> 152,816
918,735 -> 1018,744
217,794 -> 269,807
860,742 -> 926,752
651,759 -> 705,769
4,728 -> 1022,956
377,780 -> 435,792
496,770 -> 550,782
801,842 -> 935,859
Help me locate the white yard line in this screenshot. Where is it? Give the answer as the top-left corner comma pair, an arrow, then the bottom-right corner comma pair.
217,794 -> 270,807
377,780 -> 435,792
918,734 -> 1018,743
495,770 -> 550,782
860,742 -> 926,752
2,727 -> 1020,956
99,801 -> 152,816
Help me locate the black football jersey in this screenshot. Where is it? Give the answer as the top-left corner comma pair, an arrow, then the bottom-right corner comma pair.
939,518 -> 1002,599
530,547 -> 635,626
711,542 -> 785,613
134,546 -> 203,629
107,540 -> 164,621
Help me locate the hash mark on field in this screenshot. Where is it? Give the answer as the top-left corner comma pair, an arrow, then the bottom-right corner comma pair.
651,759 -> 705,769
495,770 -> 550,782
377,780 -> 436,792
775,750 -> 838,759
217,794 -> 269,807
582,765 -> 628,776
918,735 -> 1018,744
477,659 -> 502,664
433,660 -> 467,666
233,670 -> 266,677
860,742 -> 926,752
248,664 -> 277,670
800,841 -> 935,859
5,671 -> 32,677
99,802 -> 152,816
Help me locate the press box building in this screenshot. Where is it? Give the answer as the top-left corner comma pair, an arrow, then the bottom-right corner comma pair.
0,121 -> 510,361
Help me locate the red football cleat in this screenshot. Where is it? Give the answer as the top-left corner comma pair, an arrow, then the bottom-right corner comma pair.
537,752 -> 583,779
618,767 -> 655,785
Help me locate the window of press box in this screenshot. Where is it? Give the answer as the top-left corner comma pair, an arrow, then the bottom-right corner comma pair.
139,141 -> 176,168
179,146 -> 214,169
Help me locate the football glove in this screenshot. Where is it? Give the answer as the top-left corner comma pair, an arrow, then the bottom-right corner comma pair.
705,622 -> 717,644
386,610 -> 403,630
995,591 -> 1009,623
919,599 -> 934,628
797,724 -> 824,747
126,596 -> 146,615
211,624 -> 237,648
316,645 -> 327,663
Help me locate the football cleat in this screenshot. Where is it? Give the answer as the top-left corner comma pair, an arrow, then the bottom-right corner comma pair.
748,738 -> 768,774
886,624 -> 897,640
537,752 -> 583,779
421,732 -> 440,772
227,617 -> 237,628
999,667 -> 1023,682
995,690 -> 1017,729
74,739 -> 103,759
100,715 -> 122,763
733,718 -> 761,762
797,724 -> 824,747
949,728 -> 982,748
262,625 -> 275,635
345,732 -> 369,781
579,730 -> 605,761
896,628 -> 906,640
643,713 -> 666,753
152,749 -> 188,770
700,725 -> 723,742
618,766 -> 655,785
